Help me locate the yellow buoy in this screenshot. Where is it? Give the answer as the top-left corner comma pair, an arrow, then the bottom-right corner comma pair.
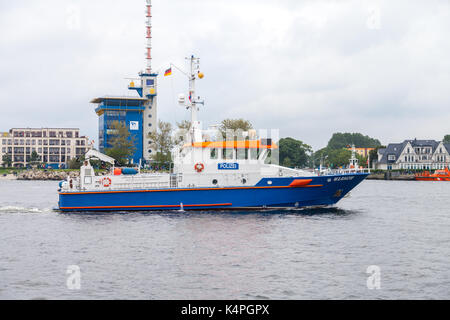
129,81 -> 135,88
198,72 -> 204,79
149,88 -> 156,95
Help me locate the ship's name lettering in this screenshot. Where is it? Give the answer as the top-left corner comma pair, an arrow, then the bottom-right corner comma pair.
333,176 -> 354,181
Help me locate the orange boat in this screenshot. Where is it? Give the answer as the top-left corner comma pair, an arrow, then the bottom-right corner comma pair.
415,167 -> 450,181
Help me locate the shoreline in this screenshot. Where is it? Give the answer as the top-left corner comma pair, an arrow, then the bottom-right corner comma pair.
0,174 -> 17,180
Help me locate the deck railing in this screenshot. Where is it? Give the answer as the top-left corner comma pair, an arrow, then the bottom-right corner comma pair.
318,168 -> 371,176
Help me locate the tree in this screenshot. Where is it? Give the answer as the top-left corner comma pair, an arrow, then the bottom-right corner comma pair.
2,154 -> 12,168
105,120 -> 136,166
443,135 -> 450,143
29,151 -> 41,167
312,147 -> 366,169
327,132 -> 381,150
174,120 -> 191,145
219,119 -> 253,140
326,148 -> 353,168
148,120 -> 174,163
368,145 -> 385,168
282,157 -> 292,168
176,120 -> 191,131
68,156 -> 84,169
278,137 -> 312,168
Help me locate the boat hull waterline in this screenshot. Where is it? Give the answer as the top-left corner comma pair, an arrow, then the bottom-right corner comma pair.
58,173 -> 368,212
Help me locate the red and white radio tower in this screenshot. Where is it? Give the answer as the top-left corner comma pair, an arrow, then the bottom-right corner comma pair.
145,0 -> 152,74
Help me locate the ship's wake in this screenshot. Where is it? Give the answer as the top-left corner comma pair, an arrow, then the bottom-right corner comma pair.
0,206 -> 49,214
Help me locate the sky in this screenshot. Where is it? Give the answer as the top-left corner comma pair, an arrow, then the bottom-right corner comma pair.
0,0 -> 449,150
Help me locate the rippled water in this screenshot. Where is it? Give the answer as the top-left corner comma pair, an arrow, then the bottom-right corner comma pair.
0,179 -> 449,299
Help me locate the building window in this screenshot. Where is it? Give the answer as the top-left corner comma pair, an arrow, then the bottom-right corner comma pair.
388,155 -> 396,161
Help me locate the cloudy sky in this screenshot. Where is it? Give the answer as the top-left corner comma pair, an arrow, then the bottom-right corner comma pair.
0,0 -> 449,150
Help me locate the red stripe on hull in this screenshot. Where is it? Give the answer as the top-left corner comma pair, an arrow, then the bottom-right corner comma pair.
59,203 -> 233,210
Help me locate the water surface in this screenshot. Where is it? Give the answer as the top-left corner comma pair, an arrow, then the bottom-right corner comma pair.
0,180 -> 449,299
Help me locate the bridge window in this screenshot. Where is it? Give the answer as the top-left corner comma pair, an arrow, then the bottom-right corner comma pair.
210,148 -> 218,159
249,149 -> 260,160
222,148 -> 234,160
236,149 -> 248,160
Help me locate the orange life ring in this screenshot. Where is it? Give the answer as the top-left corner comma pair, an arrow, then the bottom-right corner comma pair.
194,163 -> 205,173
103,177 -> 112,187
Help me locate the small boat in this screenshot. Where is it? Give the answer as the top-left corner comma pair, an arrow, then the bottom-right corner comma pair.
415,167 -> 450,181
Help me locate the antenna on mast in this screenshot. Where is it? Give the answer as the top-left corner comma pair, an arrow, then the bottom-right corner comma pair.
145,0 -> 152,74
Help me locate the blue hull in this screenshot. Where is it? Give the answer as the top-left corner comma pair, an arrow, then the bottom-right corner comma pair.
58,173 -> 368,212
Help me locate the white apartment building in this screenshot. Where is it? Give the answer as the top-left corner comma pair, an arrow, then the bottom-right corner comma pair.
1,128 -> 92,168
376,139 -> 450,170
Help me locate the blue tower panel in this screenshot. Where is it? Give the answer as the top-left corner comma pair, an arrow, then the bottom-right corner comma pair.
125,111 -> 143,164
93,97 -> 147,165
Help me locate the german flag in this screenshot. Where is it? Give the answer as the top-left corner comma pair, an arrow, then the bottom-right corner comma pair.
164,68 -> 172,76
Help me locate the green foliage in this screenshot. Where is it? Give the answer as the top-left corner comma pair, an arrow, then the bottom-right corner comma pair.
368,145 -> 386,167
312,147 -> 367,169
176,120 -> 191,131
68,156 -> 85,169
29,151 -> 41,166
2,154 -> 12,168
310,132 -> 382,168
327,148 -> 353,168
148,120 -> 174,163
219,119 -> 253,140
443,135 -> 450,143
105,120 -> 136,166
327,132 -> 381,150
278,137 -> 312,168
